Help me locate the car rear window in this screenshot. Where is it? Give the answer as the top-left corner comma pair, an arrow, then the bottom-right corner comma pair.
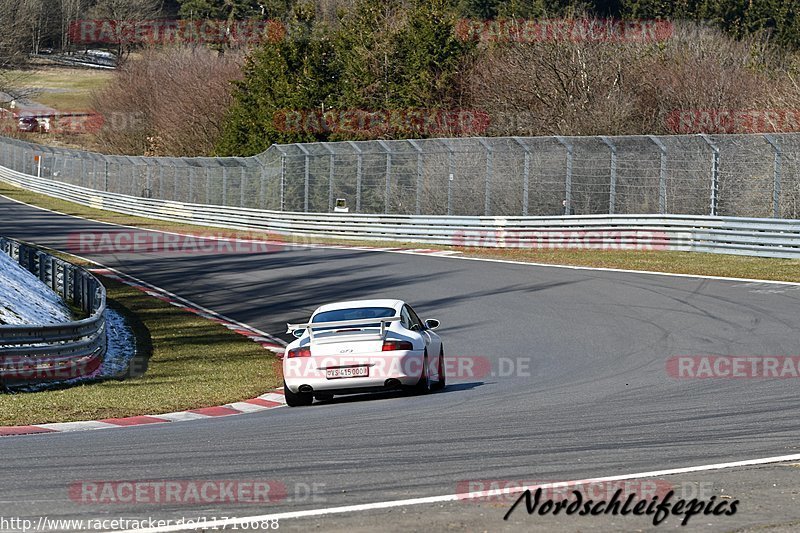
312,307 -> 396,324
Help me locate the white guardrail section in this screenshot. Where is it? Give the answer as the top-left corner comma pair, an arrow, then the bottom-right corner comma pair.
2,165 -> 800,259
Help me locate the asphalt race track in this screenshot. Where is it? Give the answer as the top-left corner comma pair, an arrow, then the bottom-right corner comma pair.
2,194 -> 800,531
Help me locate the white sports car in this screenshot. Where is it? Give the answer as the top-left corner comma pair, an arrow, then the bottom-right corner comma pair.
282,299 -> 445,406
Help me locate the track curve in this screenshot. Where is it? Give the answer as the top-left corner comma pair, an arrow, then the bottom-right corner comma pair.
1,194 -> 800,525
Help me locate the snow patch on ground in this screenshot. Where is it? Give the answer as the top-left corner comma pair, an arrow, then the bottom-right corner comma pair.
99,307 -> 137,377
0,251 -> 73,326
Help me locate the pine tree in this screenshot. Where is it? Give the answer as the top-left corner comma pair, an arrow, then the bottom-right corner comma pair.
215,4 -> 339,155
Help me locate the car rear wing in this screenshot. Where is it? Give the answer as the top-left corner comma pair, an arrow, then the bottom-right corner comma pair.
286,316 -> 401,342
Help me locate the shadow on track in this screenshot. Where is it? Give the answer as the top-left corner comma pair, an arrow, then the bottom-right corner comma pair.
306,381 -> 485,407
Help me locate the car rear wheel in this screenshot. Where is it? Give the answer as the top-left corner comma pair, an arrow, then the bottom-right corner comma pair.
432,347 -> 446,391
414,352 -> 432,394
284,381 -> 313,407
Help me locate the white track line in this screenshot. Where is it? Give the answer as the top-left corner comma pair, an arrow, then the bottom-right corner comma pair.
92,264 -> 285,348
120,452 -> 800,532
2,191 -> 799,287
449,253 -> 800,286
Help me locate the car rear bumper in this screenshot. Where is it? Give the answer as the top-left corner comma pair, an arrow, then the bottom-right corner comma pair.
283,351 -> 424,393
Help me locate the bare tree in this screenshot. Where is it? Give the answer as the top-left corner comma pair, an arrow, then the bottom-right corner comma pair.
59,0 -> 86,51
0,0 -> 46,103
463,21 -> 781,137
82,0 -> 164,60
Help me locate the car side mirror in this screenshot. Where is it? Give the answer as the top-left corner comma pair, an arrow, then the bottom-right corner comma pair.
292,329 -> 305,338
424,319 -> 440,330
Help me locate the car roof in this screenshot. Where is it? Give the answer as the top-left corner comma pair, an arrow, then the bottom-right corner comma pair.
313,299 -> 405,315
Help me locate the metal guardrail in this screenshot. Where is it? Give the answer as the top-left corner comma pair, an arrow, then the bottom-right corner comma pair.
0,236 -> 106,384
1,164 -> 800,259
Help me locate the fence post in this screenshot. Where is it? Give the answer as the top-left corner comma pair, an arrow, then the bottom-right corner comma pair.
204,167 -> 211,205
145,164 -> 152,197
297,144 -> 311,212
240,165 -> 246,207
648,135 -> 668,214
763,134 -> 781,218
273,145 -> 288,211
513,137 -> 530,216
78,157 -> 86,186
170,164 -> 176,201
280,156 -> 285,210
323,143 -> 335,212
103,158 -> 109,191
259,162 -> 266,210
222,166 -> 228,206
699,134 -> 719,216
378,140 -> 392,214
407,139 -> 424,215
442,139 -> 455,216
600,136 -> 617,214
478,138 -> 493,216
188,166 -> 195,203
347,141 -> 363,213
555,136 -> 573,215
157,163 -> 165,199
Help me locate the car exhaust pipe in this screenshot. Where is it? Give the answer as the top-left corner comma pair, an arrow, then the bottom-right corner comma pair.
299,385 -> 313,393
384,378 -> 401,389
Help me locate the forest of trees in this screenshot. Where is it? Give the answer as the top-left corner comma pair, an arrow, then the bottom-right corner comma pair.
5,1 -> 800,156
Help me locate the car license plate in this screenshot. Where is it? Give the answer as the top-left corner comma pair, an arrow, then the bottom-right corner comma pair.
326,366 -> 369,379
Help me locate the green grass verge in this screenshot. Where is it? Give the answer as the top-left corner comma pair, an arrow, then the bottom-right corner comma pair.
461,247 -> 800,283
0,275 -> 281,426
2,181 -> 800,284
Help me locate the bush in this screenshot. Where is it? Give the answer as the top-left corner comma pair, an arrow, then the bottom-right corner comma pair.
90,47 -> 244,156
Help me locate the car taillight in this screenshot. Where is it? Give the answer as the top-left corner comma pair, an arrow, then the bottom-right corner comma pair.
287,346 -> 311,358
382,340 -> 414,351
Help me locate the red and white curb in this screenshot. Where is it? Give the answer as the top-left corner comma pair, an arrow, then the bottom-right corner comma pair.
0,389 -> 286,437
0,267 -> 288,438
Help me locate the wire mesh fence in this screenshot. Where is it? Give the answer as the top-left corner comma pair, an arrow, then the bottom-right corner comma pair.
1,133 -> 799,219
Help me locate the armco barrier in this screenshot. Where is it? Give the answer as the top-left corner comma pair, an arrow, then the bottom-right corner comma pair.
1,164 -> 800,259
0,236 -> 106,384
